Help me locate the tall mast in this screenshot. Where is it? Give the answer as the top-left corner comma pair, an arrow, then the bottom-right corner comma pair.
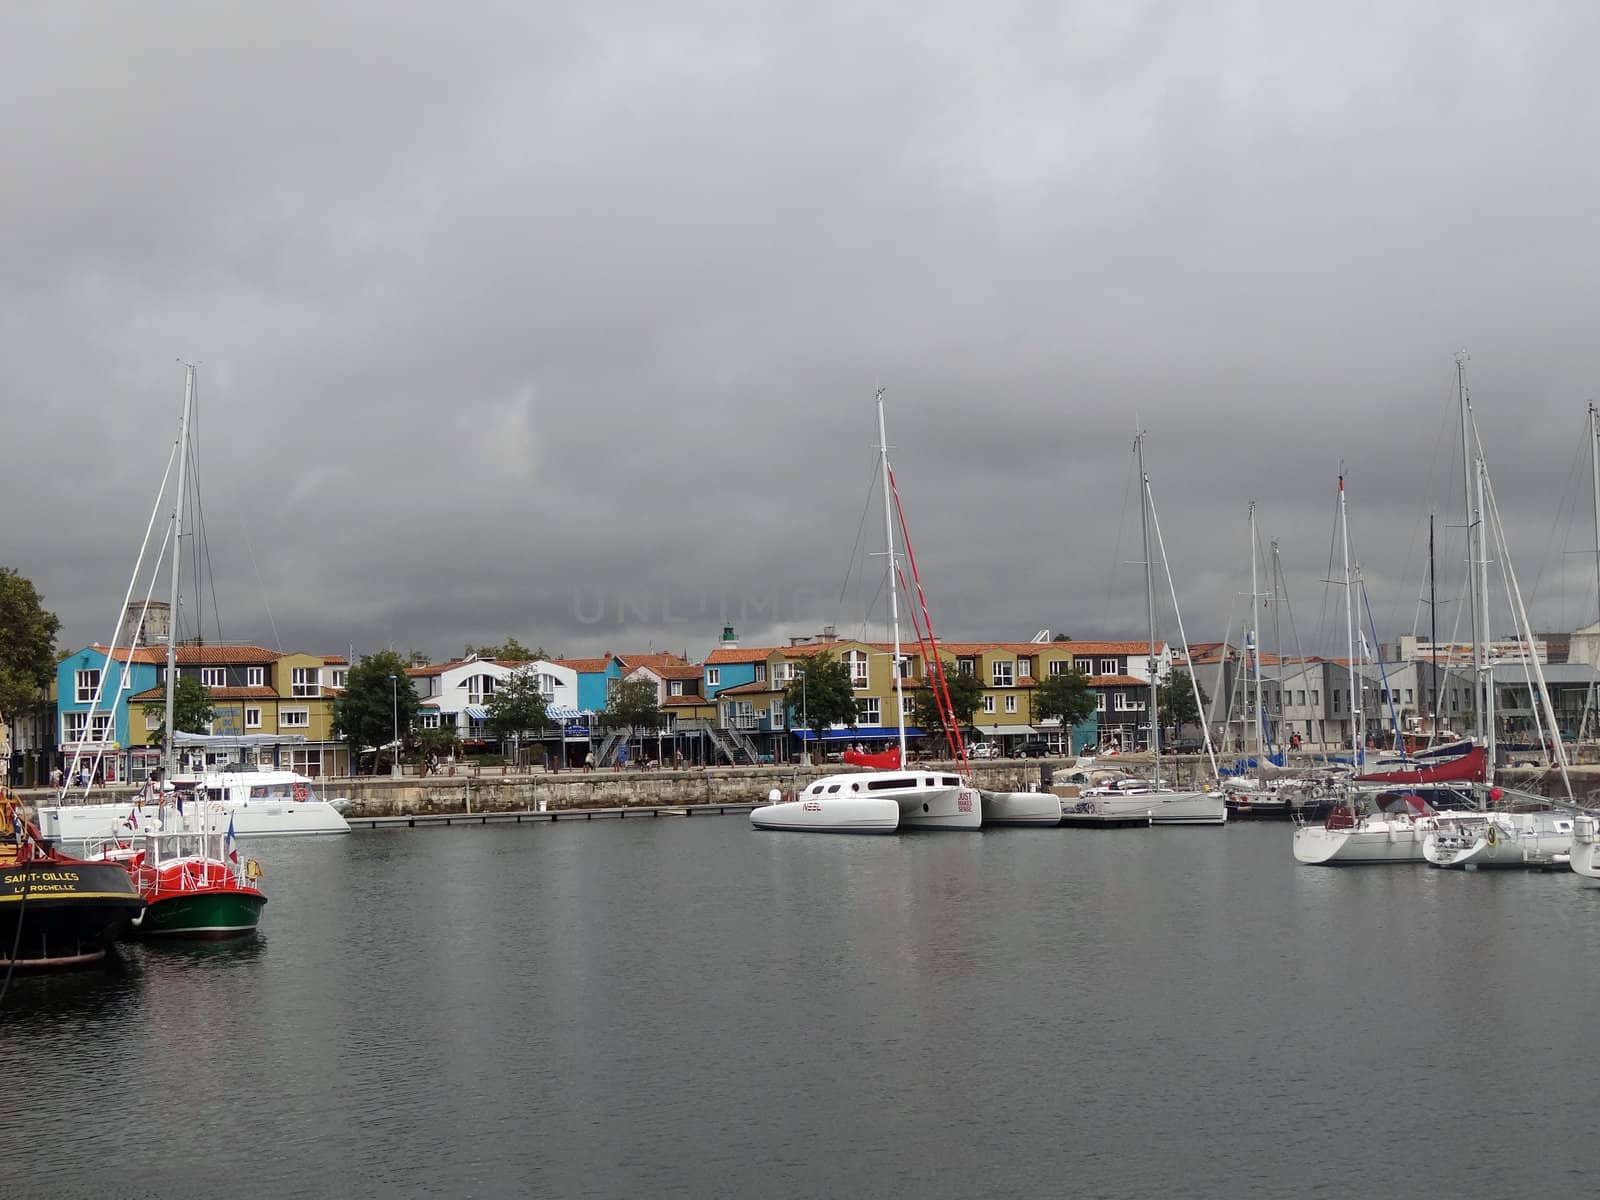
1339,470 -> 1360,761
1457,351 -> 1481,741
163,364 -> 196,780
1429,514 -> 1439,740
877,390 -> 906,765
1477,456 -> 1495,785
1138,433 -> 1159,779
1589,404 -> 1600,743
1248,500 -> 1262,762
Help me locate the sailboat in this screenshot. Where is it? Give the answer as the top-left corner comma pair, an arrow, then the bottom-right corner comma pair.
751,393 -> 979,833
1060,435 -> 1225,827
1222,502 -> 1293,820
84,366 -> 268,935
1575,404 -> 1600,880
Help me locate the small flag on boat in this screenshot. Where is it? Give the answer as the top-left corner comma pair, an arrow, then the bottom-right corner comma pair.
125,808 -> 138,830
175,788 -> 185,815
225,814 -> 238,864
11,810 -> 23,842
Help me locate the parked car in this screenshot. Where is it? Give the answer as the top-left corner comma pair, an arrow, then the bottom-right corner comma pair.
968,743 -> 1000,759
1017,738 -> 1054,759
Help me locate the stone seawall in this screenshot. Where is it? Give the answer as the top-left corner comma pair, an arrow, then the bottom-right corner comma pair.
332,762 -> 1047,818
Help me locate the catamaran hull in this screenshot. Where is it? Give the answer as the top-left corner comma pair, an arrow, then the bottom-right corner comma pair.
750,798 -> 900,833
898,786 -> 980,830
979,790 -> 1061,826
39,799 -> 350,842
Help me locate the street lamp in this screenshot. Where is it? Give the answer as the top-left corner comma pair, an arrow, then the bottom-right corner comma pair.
795,670 -> 808,765
389,673 -> 400,776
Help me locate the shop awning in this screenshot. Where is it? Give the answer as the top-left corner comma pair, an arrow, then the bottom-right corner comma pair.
974,725 -> 1035,737
464,706 -> 488,720
546,704 -> 587,720
792,727 -> 924,741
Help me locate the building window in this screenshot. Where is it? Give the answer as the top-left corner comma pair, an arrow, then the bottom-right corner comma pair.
1297,690 -> 1306,707
956,657 -> 975,676
63,712 -> 87,742
468,675 -> 497,706
145,708 -> 162,731
1075,657 -> 1093,674
416,712 -> 437,729
202,667 -> 226,688
1018,657 -> 1033,679
1004,694 -> 1018,713
1096,693 -> 1107,711
1311,690 -> 1319,707
902,694 -> 916,717
669,680 -> 684,696
706,668 -> 721,688
770,700 -> 784,724
75,668 -> 100,703
281,709 -> 310,728
245,707 -> 262,729
292,667 -> 321,697
992,660 -> 1014,687
1048,660 -> 1070,676
247,666 -> 265,687
754,663 -> 767,683
1405,688 -> 1414,704
983,695 -> 996,714
848,652 -> 869,688
1099,658 -> 1118,675
856,696 -> 881,725
91,713 -> 112,741
1114,693 -> 1145,711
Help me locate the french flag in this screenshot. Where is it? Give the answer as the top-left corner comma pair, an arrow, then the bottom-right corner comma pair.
225,814 -> 238,864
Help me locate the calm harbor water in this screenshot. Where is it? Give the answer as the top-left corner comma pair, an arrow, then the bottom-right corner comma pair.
4,818 -> 1599,1198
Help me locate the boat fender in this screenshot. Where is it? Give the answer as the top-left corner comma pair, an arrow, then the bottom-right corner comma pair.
1485,825 -> 1499,849
245,858 -> 263,882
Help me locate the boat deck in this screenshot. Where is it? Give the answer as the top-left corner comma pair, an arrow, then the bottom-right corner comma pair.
347,803 -> 761,829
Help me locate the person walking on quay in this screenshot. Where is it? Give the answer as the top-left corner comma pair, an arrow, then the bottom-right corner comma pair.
614,744 -> 628,772
585,750 -> 595,772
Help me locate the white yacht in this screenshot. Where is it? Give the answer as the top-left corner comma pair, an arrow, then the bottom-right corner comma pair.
38,769 -> 351,842
1423,808 -> 1573,869
979,788 -> 1062,826
1571,814 -> 1600,878
751,770 -> 977,833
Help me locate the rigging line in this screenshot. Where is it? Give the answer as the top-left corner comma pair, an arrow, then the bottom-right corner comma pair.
1100,444 -> 1137,637
1389,371 -> 1465,642
833,448 -> 882,626
1144,480 -> 1219,777
239,516 -> 283,653
1530,412 -> 1589,632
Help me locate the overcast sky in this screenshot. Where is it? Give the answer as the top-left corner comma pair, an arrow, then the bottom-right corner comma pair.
7,2 -> 1600,666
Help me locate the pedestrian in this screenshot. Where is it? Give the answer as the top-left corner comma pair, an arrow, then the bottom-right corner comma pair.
585,750 -> 595,772
50,766 -> 63,788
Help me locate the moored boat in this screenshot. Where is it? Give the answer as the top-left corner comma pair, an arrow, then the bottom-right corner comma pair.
1571,813 -> 1600,878
1423,807 -> 1573,869
37,768 -> 350,842
1,795 -> 144,968
979,788 -> 1061,826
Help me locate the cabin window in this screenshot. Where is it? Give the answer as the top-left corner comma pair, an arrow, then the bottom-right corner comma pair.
827,784 -> 841,793
866,777 -> 915,790
75,668 -> 100,703
942,776 -> 960,786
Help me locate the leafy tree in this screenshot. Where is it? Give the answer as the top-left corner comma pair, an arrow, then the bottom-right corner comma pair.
486,667 -> 551,745
1033,669 -> 1096,730
1156,668 -> 1208,741
144,675 -> 216,744
783,653 -> 857,760
334,650 -> 421,760
938,662 -> 986,728
1052,633 -> 1072,642
405,649 -> 432,667
465,637 -> 554,662
598,679 -> 663,742
0,566 -> 61,720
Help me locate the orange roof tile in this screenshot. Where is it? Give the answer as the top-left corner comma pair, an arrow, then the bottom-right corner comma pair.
705,646 -> 779,664
717,680 -> 782,697
663,694 -> 713,707
1087,675 -> 1148,688
551,656 -> 618,674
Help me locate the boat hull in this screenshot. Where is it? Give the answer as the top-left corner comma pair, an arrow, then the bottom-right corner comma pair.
1573,815 -> 1600,877
979,790 -> 1061,826
897,785 -> 980,830
1148,791 -> 1228,826
133,887 -> 266,938
1293,820 -> 1427,865
38,798 -> 349,841
750,798 -> 900,833
1424,812 -> 1573,869
0,862 -> 145,967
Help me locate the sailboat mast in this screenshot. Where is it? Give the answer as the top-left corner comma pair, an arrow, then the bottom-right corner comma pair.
1248,500 -> 1262,762
1477,456 -> 1495,784
1457,351 -> 1482,742
877,390 -> 906,765
1429,515 -> 1439,741
1589,404 -> 1600,743
163,364 -> 196,781
1339,471 -> 1360,761
1138,433 -> 1159,776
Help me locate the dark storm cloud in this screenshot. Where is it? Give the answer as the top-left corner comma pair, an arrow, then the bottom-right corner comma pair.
5,1 -> 1600,667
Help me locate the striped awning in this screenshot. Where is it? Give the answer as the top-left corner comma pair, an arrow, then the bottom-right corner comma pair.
464,706 -> 489,719
546,704 -> 585,720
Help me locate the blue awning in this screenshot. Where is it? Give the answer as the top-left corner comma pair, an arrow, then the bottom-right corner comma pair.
792,727 -> 924,742
546,704 -> 585,720
464,706 -> 488,720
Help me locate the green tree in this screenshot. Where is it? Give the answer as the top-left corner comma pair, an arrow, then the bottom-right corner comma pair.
1052,633 -> 1072,641
334,651 -> 421,762
144,675 -> 216,744
486,667 -> 552,748
465,637 -> 554,662
910,660 -> 983,743
599,679 -> 663,744
0,566 -> 61,720
1155,668 -> 1208,742
1033,669 -> 1096,731
783,653 -> 857,761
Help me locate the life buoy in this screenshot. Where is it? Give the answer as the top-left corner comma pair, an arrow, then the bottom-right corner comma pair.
1485,824 -> 1500,848
292,782 -> 309,802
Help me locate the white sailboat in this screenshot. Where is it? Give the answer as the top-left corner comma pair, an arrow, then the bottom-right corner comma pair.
1575,403 -> 1600,880
1058,433 -> 1225,827
751,392 -> 977,834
